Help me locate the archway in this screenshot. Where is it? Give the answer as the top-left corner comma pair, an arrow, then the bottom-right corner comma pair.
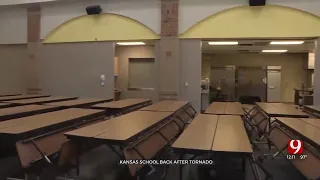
180,5 -> 320,39
43,13 -> 160,43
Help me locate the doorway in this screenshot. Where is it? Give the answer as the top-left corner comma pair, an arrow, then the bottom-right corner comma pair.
267,66 -> 282,102
237,66 -> 267,102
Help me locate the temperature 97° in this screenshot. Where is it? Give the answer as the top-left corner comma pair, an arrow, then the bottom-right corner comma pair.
299,154 -> 307,160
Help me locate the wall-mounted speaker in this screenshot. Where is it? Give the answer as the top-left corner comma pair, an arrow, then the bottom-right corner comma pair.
86,5 -> 102,15
249,0 -> 266,6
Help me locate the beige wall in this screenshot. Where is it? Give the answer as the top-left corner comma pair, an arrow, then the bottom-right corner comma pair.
40,42 -> 114,99
115,44 -> 158,101
180,39 -> 202,112
0,44 -> 27,94
202,53 -> 308,102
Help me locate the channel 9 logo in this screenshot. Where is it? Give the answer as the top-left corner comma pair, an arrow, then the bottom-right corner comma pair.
287,140 -> 304,155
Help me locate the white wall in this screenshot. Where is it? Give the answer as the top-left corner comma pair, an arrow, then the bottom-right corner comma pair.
41,0 -> 161,39
179,0 -> 320,34
0,6 -> 27,44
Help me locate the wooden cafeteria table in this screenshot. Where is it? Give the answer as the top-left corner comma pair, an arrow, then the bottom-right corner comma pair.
139,100 -> 176,111
43,97 -> 113,108
0,93 -> 21,97
270,117 -> 320,179
172,114 -> 252,154
255,103 -> 308,118
0,94 -> 50,102
65,110 -> 178,177
139,100 -> 197,120
172,114 -> 254,180
0,105 -> 62,122
275,117 -> 320,147
91,98 -> 152,116
139,100 -> 190,112
204,102 -> 244,116
0,103 -> 14,109
250,103 -> 309,142
303,105 -> 320,117
0,108 -> 105,155
3,96 -> 77,106
66,111 -> 173,144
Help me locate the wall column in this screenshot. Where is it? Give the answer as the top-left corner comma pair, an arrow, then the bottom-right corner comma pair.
25,4 -> 42,94
158,0 -> 180,100
180,40 -> 202,112
314,38 -> 320,105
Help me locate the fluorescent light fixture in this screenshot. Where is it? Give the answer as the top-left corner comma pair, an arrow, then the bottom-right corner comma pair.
208,41 -> 238,45
270,41 -> 304,45
116,42 -> 145,45
262,50 -> 288,53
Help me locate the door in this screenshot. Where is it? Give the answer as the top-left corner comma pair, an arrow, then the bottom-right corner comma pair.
210,66 -> 236,101
267,66 -> 281,102
237,67 -> 267,102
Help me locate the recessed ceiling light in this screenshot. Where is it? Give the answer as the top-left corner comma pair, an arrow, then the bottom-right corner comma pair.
208,42 -> 238,45
262,50 -> 288,53
117,42 -> 145,45
270,41 -> 304,45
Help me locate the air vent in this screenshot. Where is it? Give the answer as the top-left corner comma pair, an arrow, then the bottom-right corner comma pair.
238,50 -> 250,52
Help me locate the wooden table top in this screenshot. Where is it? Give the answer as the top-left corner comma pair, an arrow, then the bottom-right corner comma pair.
287,118 -> 320,129
139,100 -> 176,111
3,96 -> 77,105
0,94 -> 50,102
173,114 -> 252,154
44,98 -> 112,107
304,105 -> 320,113
92,99 -> 151,109
139,100 -> 189,112
0,108 -> 104,135
66,111 -> 173,142
256,103 -> 308,118
0,103 -> 10,106
0,105 -> 59,117
300,119 -> 320,129
172,114 -> 218,152
276,117 -> 320,146
212,115 -> 253,153
157,101 -> 189,112
0,94 -> 21,97
204,102 -> 244,116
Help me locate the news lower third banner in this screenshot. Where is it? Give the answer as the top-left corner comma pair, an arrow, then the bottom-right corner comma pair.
119,159 -> 214,165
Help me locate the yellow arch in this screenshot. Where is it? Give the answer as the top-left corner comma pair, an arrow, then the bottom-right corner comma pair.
43,13 -> 160,43
181,5 -> 320,39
